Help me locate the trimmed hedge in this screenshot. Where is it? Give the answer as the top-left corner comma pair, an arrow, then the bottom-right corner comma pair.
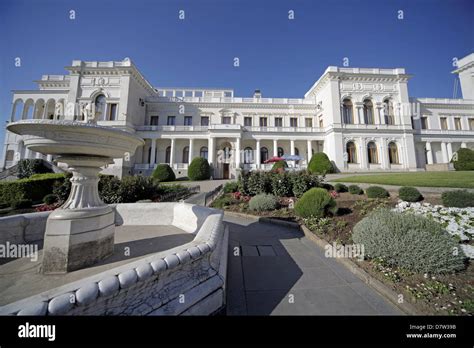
441,190 -> 474,208
188,157 -> 211,181
452,148 -> 474,171
348,185 -> 363,195
247,171 -> 270,195
295,188 -> 337,218
308,152 -> 334,174
249,194 -> 279,211
398,186 -> 423,202
334,183 -> 348,193
0,174 -> 66,205
152,164 -> 175,182
352,209 -> 466,274
366,186 -> 389,198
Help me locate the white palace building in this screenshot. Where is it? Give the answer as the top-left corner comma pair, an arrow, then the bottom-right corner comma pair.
2,53 -> 474,179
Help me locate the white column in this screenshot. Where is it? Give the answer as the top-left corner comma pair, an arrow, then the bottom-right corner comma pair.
150,139 -> 156,166
461,142 -> 467,148
273,139 -> 278,157
355,106 -> 362,124
307,140 -> 312,162
359,137 -> 367,169
188,138 -> 194,164
208,137 -> 215,165
47,154 -> 53,163
447,142 -> 453,162
170,138 -> 175,166
379,138 -> 388,169
256,139 -> 261,168
290,140 -> 295,155
235,137 -> 241,168
441,142 -> 448,163
426,142 -> 433,165
377,105 -> 384,125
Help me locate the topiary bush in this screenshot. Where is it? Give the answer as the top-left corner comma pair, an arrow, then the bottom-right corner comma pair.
334,183 -> 348,193
224,181 -> 239,193
348,185 -> 363,195
441,190 -> 474,208
452,148 -> 474,171
366,186 -> 389,198
399,186 -> 423,202
271,172 -> 292,197
248,193 -> 279,211
17,159 -> 53,179
43,194 -> 58,205
272,160 -> 288,172
295,188 -> 337,218
11,199 -> 33,209
308,152 -> 334,174
188,157 -> 211,181
352,209 -> 466,274
152,164 -> 175,182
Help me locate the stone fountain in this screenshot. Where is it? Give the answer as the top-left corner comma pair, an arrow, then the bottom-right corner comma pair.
7,117 -> 144,274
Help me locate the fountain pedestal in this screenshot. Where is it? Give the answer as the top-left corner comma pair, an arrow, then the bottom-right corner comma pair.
42,156 -> 115,274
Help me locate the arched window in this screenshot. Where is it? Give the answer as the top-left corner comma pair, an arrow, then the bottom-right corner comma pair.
12,99 -> 24,121
94,95 -> 106,120
182,146 -> 189,164
388,142 -> 399,164
367,142 -> 378,164
165,146 -> 171,164
200,146 -> 208,159
342,99 -> 353,124
383,99 -> 395,125
261,147 -> 269,163
244,147 -> 253,164
346,141 -> 357,164
363,99 -> 374,124
278,147 -> 284,157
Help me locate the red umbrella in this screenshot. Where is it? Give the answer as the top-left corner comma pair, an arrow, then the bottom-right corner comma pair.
264,156 -> 284,164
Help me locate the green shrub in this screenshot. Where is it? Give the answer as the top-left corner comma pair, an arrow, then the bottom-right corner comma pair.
308,152 -> 334,174
348,185 -> 363,195
188,157 -> 211,181
271,172 -> 292,197
249,194 -> 279,211
272,160 -> 288,172
118,176 -> 156,203
98,175 -> 122,204
17,159 -> 53,179
152,164 -> 175,182
238,172 -> 251,196
0,174 -> 66,204
291,171 -> 313,198
334,183 -> 348,193
43,194 -> 58,205
352,209 -> 466,274
441,190 -> 474,208
11,199 -> 33,209
398,186 -> 423,202
247,171 -> 270,196
29,173 -> 65,180
212,194 -> 237,209
295,188 -> 337,218
155,184 -> 191,202
366,186 -> 389,198
452,148 -> 474,171
53,172 -> 72,203
223,181 -> 239,193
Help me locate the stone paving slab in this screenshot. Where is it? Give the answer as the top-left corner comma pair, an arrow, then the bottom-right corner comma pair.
225,215 -> 402,315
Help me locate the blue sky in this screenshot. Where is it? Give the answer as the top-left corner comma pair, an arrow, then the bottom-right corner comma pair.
0,0 -> 473,143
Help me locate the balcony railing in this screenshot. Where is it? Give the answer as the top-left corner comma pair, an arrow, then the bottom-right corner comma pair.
148,96 -> 314,105
243,126 -> 324,133
416,129 -> 474,135
136,124 -> 328,133
136,125 -> 209,132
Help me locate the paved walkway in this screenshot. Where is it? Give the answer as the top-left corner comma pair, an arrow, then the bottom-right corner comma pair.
225,214 -> 402,315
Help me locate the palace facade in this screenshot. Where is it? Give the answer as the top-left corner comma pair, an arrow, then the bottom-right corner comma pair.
2,53 -> 474,179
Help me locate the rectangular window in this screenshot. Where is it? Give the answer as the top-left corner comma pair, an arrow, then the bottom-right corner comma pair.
108,103 -> 117,121
201,116 -> 209,126
469,118 -> 474,130
165,90 -> 173,97
224,91 -> 232,97
167,116 -> 176,125
184,116 -> 192,126
150,115 -> 159,125
175,91 -> 183,98
275,117 -> 283,127
410,117 -> 415,129
440,117 -> 448,130
454,118 -> 462,130
222,116 -> 231,124
290,117 -> 298,127
305,118 -> 313,128
421,117 -> 428,130
259,117 -> 268,127
184,91 -> 193,97
244,117 -> 252,127
195,91 -> 203,97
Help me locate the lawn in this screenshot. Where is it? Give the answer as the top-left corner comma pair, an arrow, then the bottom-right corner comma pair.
332,171 -> 474,189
